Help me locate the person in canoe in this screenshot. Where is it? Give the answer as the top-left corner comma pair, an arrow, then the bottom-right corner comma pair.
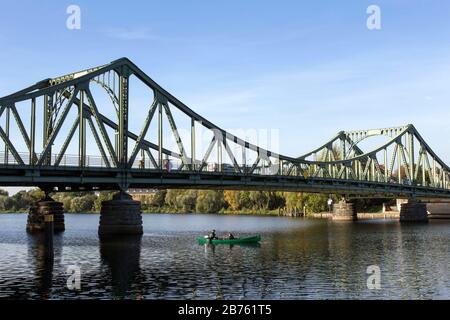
226,232 -> 235,240
198,234 -> 260,244
207,229 -> 218,240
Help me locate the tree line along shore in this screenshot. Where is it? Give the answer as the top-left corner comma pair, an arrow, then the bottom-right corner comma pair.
0,188 -> 390,216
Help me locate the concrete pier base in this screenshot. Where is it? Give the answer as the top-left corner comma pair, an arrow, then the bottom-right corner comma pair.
400,200 -> 428,223
98,191 -> 143,236
332,201 -> 357,221
26,196 -> 65,233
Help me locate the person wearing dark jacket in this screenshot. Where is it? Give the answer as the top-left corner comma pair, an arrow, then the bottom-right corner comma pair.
208,229 -> 217,240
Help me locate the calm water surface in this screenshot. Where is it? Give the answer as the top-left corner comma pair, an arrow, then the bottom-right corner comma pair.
0,213 -> 449,299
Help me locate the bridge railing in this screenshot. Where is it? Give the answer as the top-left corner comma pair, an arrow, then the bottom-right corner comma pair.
0,152 -> 111,168
0,151 -> 277,174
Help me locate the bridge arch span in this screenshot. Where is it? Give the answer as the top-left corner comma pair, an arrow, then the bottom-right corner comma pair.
0,58 -> 449,198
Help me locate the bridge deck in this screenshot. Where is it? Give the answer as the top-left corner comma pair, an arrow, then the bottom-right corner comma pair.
1,164 -> 450,199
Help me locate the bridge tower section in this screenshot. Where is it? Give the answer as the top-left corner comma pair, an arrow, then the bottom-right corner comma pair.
26,193 -> 65,233
400,199 -> 428,223
332,200 -> 358,221
98,65 -> 143,236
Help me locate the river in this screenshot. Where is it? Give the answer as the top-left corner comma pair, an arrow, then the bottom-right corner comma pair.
0,213 -> 449,299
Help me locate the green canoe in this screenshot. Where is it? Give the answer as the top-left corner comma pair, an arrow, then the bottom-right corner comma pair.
197,235 -> 261,245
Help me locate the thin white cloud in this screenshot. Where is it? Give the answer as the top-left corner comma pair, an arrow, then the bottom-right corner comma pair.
101,26 -> 316,47
102,27 -> 158,40
214,27 -> 318,47
181,62 -> 363,116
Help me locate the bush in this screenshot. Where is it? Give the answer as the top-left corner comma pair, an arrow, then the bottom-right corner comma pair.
196,190 -> 225,213
70,195 -> 96,212
149,190 -> 166,207
94,191 -> 116,211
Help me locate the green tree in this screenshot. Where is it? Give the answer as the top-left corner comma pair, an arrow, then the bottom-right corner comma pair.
149,190 -> 166,207
284,192 -> 305,211
164,189 -> 198,212
249,191 -> 269,210
304,193 -> 337,213
196,190 -> 225,213
94,191 -> 116,211
27,188 -> 45,202
60,196 -> 72,212
238,191 -> 252,209
268,192 -> 285,210
70,195 -> 96,212
177,190 -> 198,212
165,189 -> 180,208
0,195 -> 13,211
224,190 -> 240,210
11,190 -> 38,211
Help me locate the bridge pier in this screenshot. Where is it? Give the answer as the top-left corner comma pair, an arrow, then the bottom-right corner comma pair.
400,199 -> 428,223
98,191 -> 143,237
332,200 -> 357,221
26,194 -> 65,233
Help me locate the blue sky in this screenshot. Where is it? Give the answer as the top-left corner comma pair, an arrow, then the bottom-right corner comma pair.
1,1 -> 450,193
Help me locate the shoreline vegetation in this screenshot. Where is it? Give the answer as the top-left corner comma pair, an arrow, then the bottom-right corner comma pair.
0,188 -> 391,217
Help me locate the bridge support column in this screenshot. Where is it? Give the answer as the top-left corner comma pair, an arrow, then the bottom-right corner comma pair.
332,200 -> 357,221
400,199 -> 428,223
99,191 -> 143,236
26,195 -> 65,233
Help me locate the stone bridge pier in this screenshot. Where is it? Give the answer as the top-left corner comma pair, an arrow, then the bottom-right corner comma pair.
400,199 -> 428,223
332,200 -> 358,221
98,191 -> 143,237
27,194 -> 65,233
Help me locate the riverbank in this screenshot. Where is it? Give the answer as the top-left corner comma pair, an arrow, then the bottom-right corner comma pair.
0,209 -> 281,216
310,212 -> 400,219
0,188 -> 391,219
2,209 -> 397,219
141,206 -> 281,216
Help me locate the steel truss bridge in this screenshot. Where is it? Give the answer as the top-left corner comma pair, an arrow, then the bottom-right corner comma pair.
0,57 -> 449,198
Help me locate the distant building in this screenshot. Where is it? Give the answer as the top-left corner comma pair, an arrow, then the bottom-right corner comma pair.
128,188 -> 158,201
